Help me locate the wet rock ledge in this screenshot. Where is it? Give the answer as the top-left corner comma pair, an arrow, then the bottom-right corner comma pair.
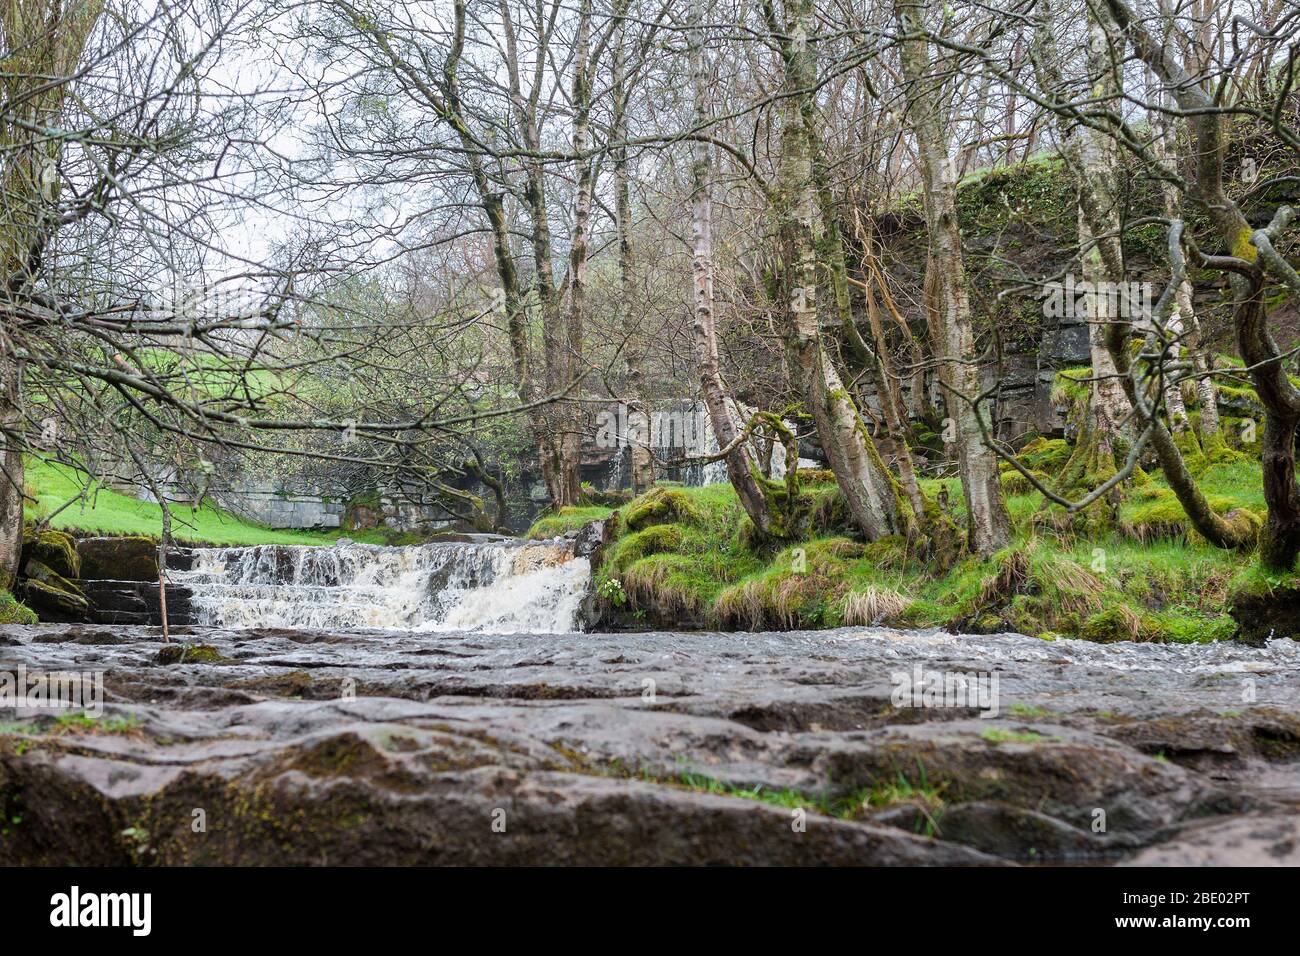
1,624 -> 1298,865
13,531 -> 193,626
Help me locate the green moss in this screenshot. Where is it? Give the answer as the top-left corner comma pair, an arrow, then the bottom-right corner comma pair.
20,528 -> 80,578
622,487 -> 704,532
1080,605 -> 1143,642
1000,468 -> 1048,496
0,591 -> 37,625
1141,608 -> 1236,644
604,523 -> 710,575
981,729 -> 1061,745
155,644 -> 229,665
1008,704 -> 1055,718
1119,480 -> 1262,545
1049,369 -> 1092,408
1173,428 -> 1208,476
1016,437 -> 1071,473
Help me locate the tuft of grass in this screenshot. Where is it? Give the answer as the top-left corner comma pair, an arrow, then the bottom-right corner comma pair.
52,712 -> 142,735
841,585 -> 913,626
714,537 -> 863,630
670,763 -> 946,835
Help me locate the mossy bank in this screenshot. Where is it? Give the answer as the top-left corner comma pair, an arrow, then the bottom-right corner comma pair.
530,461 -> 1279,643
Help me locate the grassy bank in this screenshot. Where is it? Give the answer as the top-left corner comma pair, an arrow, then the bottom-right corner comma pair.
528,462 -> 1270,642
21,458 -> 374,547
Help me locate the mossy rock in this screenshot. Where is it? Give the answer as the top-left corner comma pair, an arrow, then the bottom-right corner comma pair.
22,558 -> 85,596
1016,437 -> 1071,473
17,577 -> 90,621
578,487 -> 634,507
20,528 -> 80,579
76,536 -> 159,582
1000,469 -> 1048,496
623,488 -> 703,532
0,590 -> 37,625
155,644 -> 228,665
609,524 -> 692,571
1229,571 -> 1300,645
795,468 -> 837,484
1215,383 -> 1265,419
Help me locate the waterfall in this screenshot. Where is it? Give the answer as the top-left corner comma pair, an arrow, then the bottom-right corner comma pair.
171,540 -> 591,633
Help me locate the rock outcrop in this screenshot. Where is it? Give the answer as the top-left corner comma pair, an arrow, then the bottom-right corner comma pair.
76,536 -> 159,582
1,624 -> 1296,865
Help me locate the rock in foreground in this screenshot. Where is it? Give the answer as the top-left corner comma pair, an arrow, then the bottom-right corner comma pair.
1,624 -> 1297,865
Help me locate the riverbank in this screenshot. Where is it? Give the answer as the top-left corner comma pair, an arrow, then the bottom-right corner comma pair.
530,461 -> 1288,643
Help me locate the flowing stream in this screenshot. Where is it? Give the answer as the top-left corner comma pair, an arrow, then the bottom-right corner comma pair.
171,539 -> 591,633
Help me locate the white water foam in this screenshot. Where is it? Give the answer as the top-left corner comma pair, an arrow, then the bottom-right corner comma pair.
172,541 -> 590,633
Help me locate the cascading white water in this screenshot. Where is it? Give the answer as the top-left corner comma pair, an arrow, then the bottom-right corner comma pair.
172,540 -> 591,633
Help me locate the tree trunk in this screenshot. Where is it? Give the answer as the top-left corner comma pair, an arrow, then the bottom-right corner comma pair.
688,3 -> 776,536
560,0 -> 594,506
482,0 -> 579,507
1237,290 -> 1300,567
0,355 -> 23,589
1150,85 -> 1218,441
862,264 -> 928,521
767,0 -> 905,541
0,0 -> 106,587
1102,0 -> 1277,557
895,0 -> 1011,555
612,0 -> 654,494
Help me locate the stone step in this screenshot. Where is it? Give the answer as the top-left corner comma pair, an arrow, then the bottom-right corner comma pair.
78,579 -> 193,626
165,548 -> 195,571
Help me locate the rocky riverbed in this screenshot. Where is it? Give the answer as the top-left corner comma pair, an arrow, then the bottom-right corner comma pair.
2,622 -> 1298,865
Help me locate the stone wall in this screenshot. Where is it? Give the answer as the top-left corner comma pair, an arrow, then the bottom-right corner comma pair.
210,478 -> 345,530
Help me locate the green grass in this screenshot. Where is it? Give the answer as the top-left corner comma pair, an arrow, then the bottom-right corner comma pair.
0,590 -> 37,624
646,765 -> 946,832
982,729 -> 1061,745
23,457 -> 365,546
526,505 -> 617,538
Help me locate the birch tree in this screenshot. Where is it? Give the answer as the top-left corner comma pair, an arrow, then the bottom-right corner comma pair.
764,0 -> 909,542
894,0 -> 1011,555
